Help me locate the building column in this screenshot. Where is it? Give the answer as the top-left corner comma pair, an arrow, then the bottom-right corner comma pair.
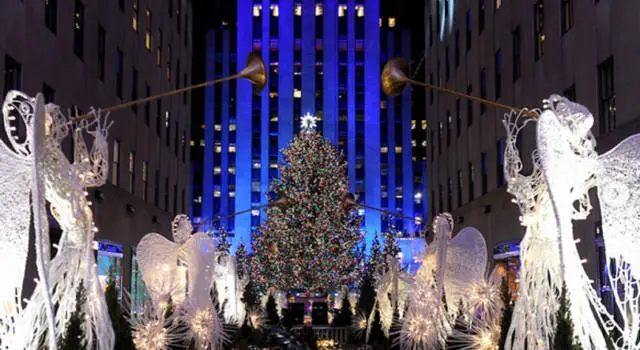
260,0 -> 271,223
401,29 -> 415,233
323,0 -> 338,143
301,0 -> 315,116
347,0 -> 356,193
202,30 -> 216,225
235,0 -> 253,251
364,0 -> 381,247
386,31 -> 396,223
278,0 -> 294,155
221,29 -> 231,228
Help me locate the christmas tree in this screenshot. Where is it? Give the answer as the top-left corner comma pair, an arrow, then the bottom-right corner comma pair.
251,116 -> 362,292
381,222 -> 401,272
58,282 -> 87,349
554,283 -> 582,349
236,242 -> 250,280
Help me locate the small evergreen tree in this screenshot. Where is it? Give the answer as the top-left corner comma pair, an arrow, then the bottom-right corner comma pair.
236,242 -> 249,280
105,280 -> 134,350
356,269 -> 376,318
217,226 -> 231,257
333,293 -> 353,327
368,309 -> 388,349
370,236 -> 383,276
265,294 -> 280,325
498,280 -> 514,349
243,280 -> 260,312
59,282 -> 87,349
381,223 -> 401,272
554,283 -> 582,349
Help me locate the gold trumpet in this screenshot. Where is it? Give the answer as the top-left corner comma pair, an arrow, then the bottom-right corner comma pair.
381,57 -> 536,117
73,52 -> 267,121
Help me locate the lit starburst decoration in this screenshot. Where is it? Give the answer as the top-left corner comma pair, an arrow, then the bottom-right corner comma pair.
448,318 -> 500,350
247,308 -> 266,330
468,276 -> 504,324
132,320 -> 169,350
300,112 -> 317,134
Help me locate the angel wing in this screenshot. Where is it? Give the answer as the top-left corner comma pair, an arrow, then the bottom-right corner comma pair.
596,133 -> 640,348
0,92 -> 58,348
444,227 -> 487,318
136,232 -> 181,310
0,91 -> 38,344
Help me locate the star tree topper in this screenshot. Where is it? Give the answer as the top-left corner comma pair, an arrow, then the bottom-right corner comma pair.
300,112 -> 317,134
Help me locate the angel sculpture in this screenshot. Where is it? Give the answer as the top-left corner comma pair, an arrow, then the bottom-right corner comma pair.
0,91 -> 115,350
399,213 -> 488,349
536,95 -> 640,349
501,108 -> 563,350
365,255 -> 412,339
503,103 -> 626,350
137,214 -> 225,349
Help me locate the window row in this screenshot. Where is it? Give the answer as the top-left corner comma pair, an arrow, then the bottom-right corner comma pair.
110,140 -> 186,214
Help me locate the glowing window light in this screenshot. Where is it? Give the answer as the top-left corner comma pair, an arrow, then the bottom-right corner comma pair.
251,209 -> 260,216
213,190 -> 221,197
214,124 -> 221,131
315,4 -> 323,16
229,167 -> 236,175
356,5 -> 364,17
388,17 -> 396,28
229,145 -> 236,153
253,5 -> 262,17
214,167 -> 221,174
295,4 -> 301,16
395,146 -> 402,153
270,5 -> 279,17
294,89 -> 302,98
338,5 -> 347,17
381,146 -> 388,153
229,191 -> 235,198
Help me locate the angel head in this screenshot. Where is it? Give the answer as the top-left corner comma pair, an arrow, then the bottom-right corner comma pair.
43,104 -> 70,143
432,212 -> 454,241
543,94 -> 596,153
172,214 -> 193,245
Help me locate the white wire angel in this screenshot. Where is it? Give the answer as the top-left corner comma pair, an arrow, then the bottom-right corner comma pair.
0,91 -> 115,349
22,102 -> 115,350
536,95 -> 639,348
137,214 -> 226,349
399,213 -> 488,349
365,255 -> 412,339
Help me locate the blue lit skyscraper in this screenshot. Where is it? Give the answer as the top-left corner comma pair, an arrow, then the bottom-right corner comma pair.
192,1 -> 427,252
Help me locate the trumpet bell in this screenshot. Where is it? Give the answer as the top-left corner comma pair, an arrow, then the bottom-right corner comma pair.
240,52 -> 267,95
381,57 -> 410,97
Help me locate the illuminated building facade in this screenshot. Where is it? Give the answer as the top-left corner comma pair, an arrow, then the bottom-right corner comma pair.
192,0 -> 427,252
